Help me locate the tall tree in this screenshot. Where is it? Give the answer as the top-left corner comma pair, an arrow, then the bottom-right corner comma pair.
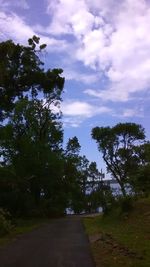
0,37 -> 65,216
64,136 -> 82,213
92,123 -> 145,196
65,137 -> 93,213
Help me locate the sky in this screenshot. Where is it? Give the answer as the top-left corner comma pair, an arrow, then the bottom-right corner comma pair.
0,0 -> 150,174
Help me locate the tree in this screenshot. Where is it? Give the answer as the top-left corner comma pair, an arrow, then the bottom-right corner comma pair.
0,37 -> 66,216
87,162 -> 113,213
92,123 -> 145,196
64,137 -> 93,213
129,142 -> 150,195
76,155 -> 89,211
0,36 -> 64,121
65,136 -> 81,157
88,162 -> 101,190
0,98 -> 65,215
87,162 -> 101,212
64,136 -> 82,213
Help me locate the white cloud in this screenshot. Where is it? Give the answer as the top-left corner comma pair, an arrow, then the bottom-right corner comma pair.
0,11 -> 68,52
46,0 -> 92,36
84,89 -> 102,98
0,12 -> 34,43
63,117 -> 83,128
45,0 -> 150,102
61,100 -> 111,117
122,109 -> 139,118
1,0 -> 150,104
0,0 -> 29,10
63,69 -> 99,84
61,100 -> 144,127
114,108 -> 144,118
84,87 -> 132,102
61,100 -> 111,127
62,101 -> 92,117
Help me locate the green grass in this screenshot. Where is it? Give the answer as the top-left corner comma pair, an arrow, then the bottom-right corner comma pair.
84,197 -> 150,267
0,218 -> 49,247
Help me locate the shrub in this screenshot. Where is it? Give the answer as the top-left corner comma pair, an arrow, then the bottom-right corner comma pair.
120,196 -> 134,213
0,208 -> 13,236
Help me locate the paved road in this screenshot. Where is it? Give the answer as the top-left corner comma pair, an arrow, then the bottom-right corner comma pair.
0,217 -> 95,267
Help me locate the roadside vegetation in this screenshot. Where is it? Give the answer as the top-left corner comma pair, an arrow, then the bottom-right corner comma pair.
0,216 -> 49,246
84,196 -> 150,267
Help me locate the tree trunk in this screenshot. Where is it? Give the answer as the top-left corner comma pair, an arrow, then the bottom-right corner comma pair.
119,182 -> 126,197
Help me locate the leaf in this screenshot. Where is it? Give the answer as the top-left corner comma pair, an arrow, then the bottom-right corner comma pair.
40,44 -> 47,50
32,35 -> 40,44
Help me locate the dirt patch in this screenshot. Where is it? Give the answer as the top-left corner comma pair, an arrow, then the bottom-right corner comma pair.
89,232 -> 144,260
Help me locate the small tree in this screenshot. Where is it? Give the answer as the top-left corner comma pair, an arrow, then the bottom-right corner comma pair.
64,137 -> 82,213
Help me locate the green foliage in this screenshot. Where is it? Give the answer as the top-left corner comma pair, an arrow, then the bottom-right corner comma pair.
0,36 -> 64,121
0,37 -> 66,217
1,36 -> 149,219
87,162 -> 109,213
0,208 -> 13,236
131,164 -> 150,195
128,142 -> 150,195
92,122 -> 146,196
113,196 -> 134,214
0,97 -> 65,215
65,136 -> 81,157
64,137 -> 87,213
120,196 -> 133,213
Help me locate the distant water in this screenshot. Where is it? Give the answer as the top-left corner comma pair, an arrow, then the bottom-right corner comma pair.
66,207 -> 102,215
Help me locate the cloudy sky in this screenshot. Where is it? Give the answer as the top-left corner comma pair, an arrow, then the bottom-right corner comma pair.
1,0 -> 150,172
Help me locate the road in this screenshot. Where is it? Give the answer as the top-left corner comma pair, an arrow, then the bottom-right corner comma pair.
0,217 -> 95,267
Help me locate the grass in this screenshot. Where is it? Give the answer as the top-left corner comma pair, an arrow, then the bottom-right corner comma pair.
0,218 -> 49,247
84,196 -> 150,267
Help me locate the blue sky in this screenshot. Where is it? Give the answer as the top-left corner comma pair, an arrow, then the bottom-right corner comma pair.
0,0 -> 150,173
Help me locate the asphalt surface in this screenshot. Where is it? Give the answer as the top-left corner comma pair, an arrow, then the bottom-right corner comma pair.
0,217 -> 95,267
